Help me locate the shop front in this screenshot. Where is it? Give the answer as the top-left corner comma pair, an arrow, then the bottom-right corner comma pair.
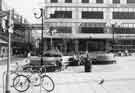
43,34 -> 111,55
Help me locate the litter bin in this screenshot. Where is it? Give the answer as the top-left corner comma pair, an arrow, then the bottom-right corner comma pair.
84,58 -> 92,72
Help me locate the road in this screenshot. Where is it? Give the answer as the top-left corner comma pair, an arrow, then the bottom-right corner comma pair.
0,56 -> 135,93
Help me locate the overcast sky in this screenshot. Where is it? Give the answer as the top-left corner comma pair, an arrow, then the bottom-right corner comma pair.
4,0 -> 44,23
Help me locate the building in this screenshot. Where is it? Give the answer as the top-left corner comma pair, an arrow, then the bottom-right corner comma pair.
0,0 -> 32,56
42,0 -> 135,54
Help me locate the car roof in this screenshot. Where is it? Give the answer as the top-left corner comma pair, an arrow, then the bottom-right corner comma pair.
43,49 -> 62,55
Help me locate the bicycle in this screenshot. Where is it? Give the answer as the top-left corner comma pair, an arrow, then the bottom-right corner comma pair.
12,65 -> 55,92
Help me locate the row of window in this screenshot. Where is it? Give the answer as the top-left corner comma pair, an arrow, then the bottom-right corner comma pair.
51,0 -> 103,3
50,11 -> 135,19
50,0 -> 135,4
49,26 -> 135,34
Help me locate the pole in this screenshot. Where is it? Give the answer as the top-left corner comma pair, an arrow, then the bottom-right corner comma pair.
5,9 -> 13,93
5,32 -> 11,93
41,8 -> 44,66
112,24 -> 114,52
51,34 -> 53,49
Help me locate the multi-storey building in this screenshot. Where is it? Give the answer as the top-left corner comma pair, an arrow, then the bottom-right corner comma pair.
43,0 -> 135,54
0,0 -> 32,56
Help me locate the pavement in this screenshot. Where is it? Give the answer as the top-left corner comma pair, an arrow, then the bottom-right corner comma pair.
0,56 -> 135,93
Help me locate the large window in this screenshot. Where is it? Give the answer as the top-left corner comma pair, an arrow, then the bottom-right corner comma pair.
51,0 -> 57,3
82,0 -> 89,3
50,26 -> 72,33
50,11 -> 72,18
65,0 -> 72,3
114,28 -> 135,34
113,12 -> 135,19
96,0 -> 103,3
81,27 -> 104,33
113,0 -> 120,4
127,0 -> 135,3
82,11 -> 103,19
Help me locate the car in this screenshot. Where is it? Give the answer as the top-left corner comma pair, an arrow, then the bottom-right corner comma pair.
92,52 -> 116,64
61,56 -> 74,67
23,49 -> 63,72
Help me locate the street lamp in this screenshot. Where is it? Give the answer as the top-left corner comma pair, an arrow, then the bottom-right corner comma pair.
110,21 -> 121,52
49,27 -> 57,49
33,8 -> 44,66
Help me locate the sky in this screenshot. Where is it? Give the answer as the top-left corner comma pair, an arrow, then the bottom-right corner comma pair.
4,0 -> 44,23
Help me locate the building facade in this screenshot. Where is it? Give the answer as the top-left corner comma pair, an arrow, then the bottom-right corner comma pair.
0,1 -> 32,56
43,0 -> 135,54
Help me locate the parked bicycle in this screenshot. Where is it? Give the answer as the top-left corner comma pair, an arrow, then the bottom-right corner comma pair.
12,65 -> 55,92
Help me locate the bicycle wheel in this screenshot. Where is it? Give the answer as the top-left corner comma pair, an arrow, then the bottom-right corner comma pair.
13,75 -> 30,92
30,73 -> 41,86
42,75 -> 55,92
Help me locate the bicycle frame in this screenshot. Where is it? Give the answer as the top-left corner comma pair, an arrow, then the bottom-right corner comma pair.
12,65 -> 55,92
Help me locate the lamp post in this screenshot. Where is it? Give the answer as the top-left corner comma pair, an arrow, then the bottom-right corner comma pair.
33,8 -> 44,66
5,9 -> 14,93
112,24 -> 115,52
111,22 -> 121,52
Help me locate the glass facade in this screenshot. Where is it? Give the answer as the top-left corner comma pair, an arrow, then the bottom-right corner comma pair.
96,0 -> 103,3
51,0 -> 58,3
81,27 -> 104,33
114,28 -> 135,34
127,0 -> 135,3
113,12 -> 135,19
82,11 -> 104,19
82,0 -> 89,3
65,0 -> 72,3
113,0 -> 120,4
49,26 -> 72,33
50,11 -> 72,18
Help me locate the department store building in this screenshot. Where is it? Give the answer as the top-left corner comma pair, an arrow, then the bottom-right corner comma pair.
43,0 -> 135,54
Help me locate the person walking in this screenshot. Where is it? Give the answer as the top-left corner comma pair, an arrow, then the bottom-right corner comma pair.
84,53 -> 92,72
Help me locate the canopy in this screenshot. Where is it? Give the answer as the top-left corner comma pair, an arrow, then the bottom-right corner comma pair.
0,39 -> 7,44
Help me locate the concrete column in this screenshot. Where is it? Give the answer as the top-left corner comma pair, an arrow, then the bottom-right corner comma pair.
72,23 -> 80,34
104,7 -> 112,33
104,0 -> 112,4
63,39 -> 67,55
121,0 -> 127,4
75,39 -> 79,53
105,40 -> 112,51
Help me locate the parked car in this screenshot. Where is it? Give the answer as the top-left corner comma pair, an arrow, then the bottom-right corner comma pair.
62,56 -> 74,67
23,50 -> 63,72
92,52 -> 116,64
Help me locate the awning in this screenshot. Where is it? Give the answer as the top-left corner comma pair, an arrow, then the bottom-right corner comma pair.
0,39 -> 7,44
44,33 -> 113,39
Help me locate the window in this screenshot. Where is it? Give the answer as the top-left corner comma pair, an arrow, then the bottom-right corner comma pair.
127,0 -> 135,3
81,27 -> 104,33
114,28 -> 135,34
96,0 -> 103,3
113,0 -> 120,4
50,11 -> 72,18
50,26 -> 72,33
65,0 -> 72,3
82,11 -> 104,19
113,12 -> 135,19
82,0 -> 89,3
51,0 -> 57,3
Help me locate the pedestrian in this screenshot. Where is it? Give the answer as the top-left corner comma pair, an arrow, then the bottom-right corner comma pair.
84,53 -> 92,72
